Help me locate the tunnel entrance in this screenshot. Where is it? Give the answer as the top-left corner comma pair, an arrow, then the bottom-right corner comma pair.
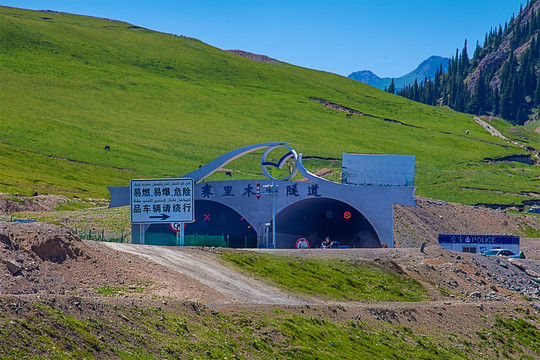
274,197 -> 380,249
145,200 -> 257,248
185,200 -> 257,248
144,198 -> 379,249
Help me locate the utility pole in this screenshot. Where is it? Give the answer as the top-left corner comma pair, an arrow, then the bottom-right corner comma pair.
263,182 -> 278,248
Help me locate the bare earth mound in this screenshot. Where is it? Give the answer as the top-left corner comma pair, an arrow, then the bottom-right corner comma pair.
394,197 -> 538,247
1,195 -> 540,357
0,222 -> 227,302
0,194 -> 70,213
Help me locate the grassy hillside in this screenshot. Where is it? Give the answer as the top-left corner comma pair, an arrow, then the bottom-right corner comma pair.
3,298 -> 539,359
1,6 -> 539,205
0,297 -> 540,359
220,251 -> 429,302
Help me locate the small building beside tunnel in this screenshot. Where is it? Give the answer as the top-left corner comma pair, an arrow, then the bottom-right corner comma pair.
438,234 -> 520,254
110,143 -> 416,249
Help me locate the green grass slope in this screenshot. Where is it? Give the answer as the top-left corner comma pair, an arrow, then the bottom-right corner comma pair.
1,298 -> 540,359
220,251 -> 429,302
1,6 -> 539,205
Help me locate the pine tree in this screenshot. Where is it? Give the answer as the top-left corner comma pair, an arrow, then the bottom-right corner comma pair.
500,84 -> 513,121
415,81 -> 420,101
518,107 -> 528,124
510,73 -> 524,123
534,76 -> 540,106
492,89 -> 500,116
470,72 -> 487,114
387,79 -> 395,94
460,40 -> 469,75
394,1 -> 540,124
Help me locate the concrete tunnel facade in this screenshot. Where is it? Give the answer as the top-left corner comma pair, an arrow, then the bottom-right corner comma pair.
109,142 -> 416,248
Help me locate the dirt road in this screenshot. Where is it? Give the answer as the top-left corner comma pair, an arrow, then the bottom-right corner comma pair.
474,117 -> 508,140
104,243 -> 314,305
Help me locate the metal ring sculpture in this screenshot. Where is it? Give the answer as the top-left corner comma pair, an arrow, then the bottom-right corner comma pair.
260,145 -> 298,181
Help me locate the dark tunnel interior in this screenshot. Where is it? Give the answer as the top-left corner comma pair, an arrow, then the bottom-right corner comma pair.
146,200 -> 257,248
145,198 -> 379,249
274,197 -> 380,249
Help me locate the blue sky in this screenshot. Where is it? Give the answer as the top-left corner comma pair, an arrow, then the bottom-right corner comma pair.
1,0 -> 525,77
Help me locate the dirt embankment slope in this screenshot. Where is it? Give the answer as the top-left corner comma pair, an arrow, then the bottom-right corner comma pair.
0,221 -> 228,303
1,194 -> 540,356
2,219 -> 540,307
2,219 -> 540,353
1,194 -> 539,305
394,197 -> 538,248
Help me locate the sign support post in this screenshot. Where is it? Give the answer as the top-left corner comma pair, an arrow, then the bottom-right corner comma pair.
170,222 -> 186,246
264,182 -> 278,248
272,182 -> 276,248
180,223 -> 185,246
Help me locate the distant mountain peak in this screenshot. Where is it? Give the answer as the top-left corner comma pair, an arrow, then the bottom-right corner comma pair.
417,55 -> 449,70
348,56 -> 450,91
395,0 -> 540,124
348,70 -> 380,83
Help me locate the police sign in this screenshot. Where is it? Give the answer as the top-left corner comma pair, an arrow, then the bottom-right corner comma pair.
438,234 -> 519,245
438,234 -> 520,254
131,178 -> 194,224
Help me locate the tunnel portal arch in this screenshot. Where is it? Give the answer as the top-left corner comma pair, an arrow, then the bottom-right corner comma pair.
274,197 -> 380,249
185,200 -> 257,248
111,143 -> 416,247
145,200 -> 257,248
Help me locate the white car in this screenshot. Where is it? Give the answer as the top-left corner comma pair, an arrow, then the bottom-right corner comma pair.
482,249 -> 522,259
